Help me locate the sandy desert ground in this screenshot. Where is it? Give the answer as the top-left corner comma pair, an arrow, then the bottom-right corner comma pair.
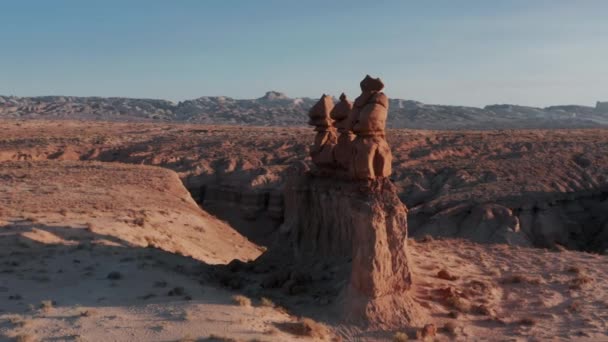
0,161 -> 320,342
1,120 -> 608,341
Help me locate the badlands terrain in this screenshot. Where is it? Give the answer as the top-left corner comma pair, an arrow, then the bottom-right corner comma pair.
2,94 -> 608,129
0,119 -> 608,341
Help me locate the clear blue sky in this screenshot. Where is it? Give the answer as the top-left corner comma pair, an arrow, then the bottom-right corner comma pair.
1,0 -> 607,107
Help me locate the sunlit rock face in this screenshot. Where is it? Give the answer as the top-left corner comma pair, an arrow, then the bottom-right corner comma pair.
308,94 -> 338,170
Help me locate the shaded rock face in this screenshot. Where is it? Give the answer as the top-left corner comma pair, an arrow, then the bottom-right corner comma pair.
409,203 -> 531,246
279,174 -> 424,327
408,189 -> 608,252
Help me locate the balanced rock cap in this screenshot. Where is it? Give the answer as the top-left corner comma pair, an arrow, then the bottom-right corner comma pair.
308,94 -> 335,120
330,92 -> 353,121
360,75 -> 384,92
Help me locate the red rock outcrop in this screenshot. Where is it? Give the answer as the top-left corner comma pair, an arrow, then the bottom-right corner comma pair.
274,76 -> 424,327
350,75 -> 392,179
331,93 -> 355,173
308,94 -> 337,169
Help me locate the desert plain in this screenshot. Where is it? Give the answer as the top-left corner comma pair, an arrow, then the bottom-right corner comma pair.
0,119 -> 607,341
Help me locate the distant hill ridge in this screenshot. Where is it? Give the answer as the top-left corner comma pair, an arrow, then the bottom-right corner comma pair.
1,91 -> 608,129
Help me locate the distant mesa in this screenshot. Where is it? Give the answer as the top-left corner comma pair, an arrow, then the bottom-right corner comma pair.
597,101 -> 608,112
258,91 -> 290,101
1,92 -> 608,129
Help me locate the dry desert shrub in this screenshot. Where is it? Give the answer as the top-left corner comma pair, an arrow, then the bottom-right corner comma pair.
435,286 -> 473,313
14,334 -> 37,342
24,216 -> 38,223
275,317 -> 330,339
232,294 -> 251,307
442,321 -> 458,335
168,287 -> 186,296
259,297 -> 275,308
393,331 -> 409,341
106,271 -> 123,280
132,217 -> 145,227
206,335 -> 239,342
518,317 -> 537,326
39,300 -> 54,313
177,336 -> 197,342
567,301 -> 581,313
471,304 -> 495,316
450,297 -> 471,313
416,324 -> 437,341
79,309 -> 98,317
262,327 -> 278,335
6,315 -> 31,328
569,274 -> 593,290
553,244 -> 568,252
419,235 -> 434,243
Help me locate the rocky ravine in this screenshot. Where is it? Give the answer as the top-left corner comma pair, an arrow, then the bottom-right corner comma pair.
1,120 -> 607,252
2,92 -> 608,129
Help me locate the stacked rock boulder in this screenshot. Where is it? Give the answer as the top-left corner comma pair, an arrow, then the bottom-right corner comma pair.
308,75 -> 392,180
308,94 -> 338,170
350,75 -> 392,179
330,93 -> 355,175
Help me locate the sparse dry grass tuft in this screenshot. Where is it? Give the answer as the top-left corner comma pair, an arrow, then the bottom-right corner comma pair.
231,294 -> 251,307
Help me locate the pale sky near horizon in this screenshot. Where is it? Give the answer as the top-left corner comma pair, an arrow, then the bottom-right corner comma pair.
1,0 -> 607,107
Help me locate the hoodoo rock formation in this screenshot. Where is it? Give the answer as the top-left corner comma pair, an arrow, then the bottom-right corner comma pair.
279,76 -> 424,328
350,75 -> 393,180
308,94 -> 337,170
331,93 -> 355,173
